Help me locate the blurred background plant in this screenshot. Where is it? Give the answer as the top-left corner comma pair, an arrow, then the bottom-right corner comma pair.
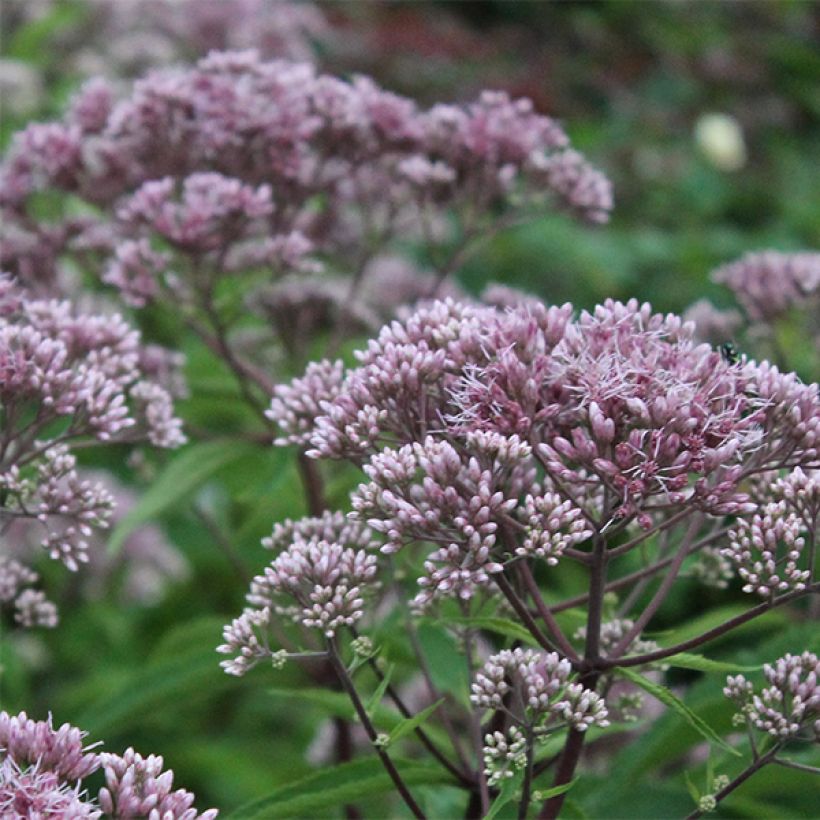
0,1 -> 818,818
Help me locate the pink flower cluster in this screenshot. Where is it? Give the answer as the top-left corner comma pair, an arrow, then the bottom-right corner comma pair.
722,500 -> 810,598
712,251 -> 820,324
269,296 -> 820,606
0,276 -> 184,626
471,648 -> 609,731
1,50 -> 611,320
725,652 -> 820,741
218,513 -> 378,675
0,711 -> 217,819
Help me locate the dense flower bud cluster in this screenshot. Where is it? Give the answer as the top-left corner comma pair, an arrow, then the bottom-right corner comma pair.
0,50 -> 611,341
481,726 -> 527,787
99,748 -> 218,820
573,619 -> 659,659
725,652 -> 820,741
0,557 -> 57,628
218,514 -> 377,675
722,502 -> 810,597
352,433 -> 534,606
471,648 -> 609,730
0,711 -> 99,782
0,711 -> 217,819
712,251 -> 820,324
273,296 -> 820,605
0,277 -> 184,626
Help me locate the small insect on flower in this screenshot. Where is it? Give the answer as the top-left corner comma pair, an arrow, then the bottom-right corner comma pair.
719,341 -> 741,365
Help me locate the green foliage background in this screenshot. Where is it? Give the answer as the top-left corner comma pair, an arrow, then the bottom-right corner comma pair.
1,2 -> 818,817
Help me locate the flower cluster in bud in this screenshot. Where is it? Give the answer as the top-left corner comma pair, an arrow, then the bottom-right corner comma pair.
275,297 -> 819,605
482,726 -> 527,787
99,748 -> 218,820
471,648 -> 609,732
0,711 -> 217,819
0,558 -> 58,628
0,711 -> 100,782
573,618 -> 659,659
724,652 -> 820,741
722,502 -> 810,598
712,251 -> 820,325
218,514 -> 377,675
352,432 -> 540,607
61,0 -> 326,80
268,361 -> 345,447
0,278 -> 184,626
1,51 -> 610,356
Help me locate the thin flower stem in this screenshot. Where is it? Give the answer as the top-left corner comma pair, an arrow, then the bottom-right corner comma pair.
495,573 -> 558,654
609,516 -> 701,657
518,728 -> 535,820
297,453 -> 326,516
550,525 -> 732,614
685,746 -> 780,820
361,653 -> 474,788
518,562 -> 579,662
463,626 -> 491,816
771,757 -> 820,775
600,583 -> 820,669
539,532 -> 608,819
388,561 -> 473,772
327,640 -> 427,820
605,508 -> 692,560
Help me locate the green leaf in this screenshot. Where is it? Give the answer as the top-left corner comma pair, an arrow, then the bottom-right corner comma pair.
388,698 -> 445,744
6,3 -> 87,62
77,649 -> 229,736
663,653 -> 760,674
483,771 -> 523,820
365,664 -> 394,717
226,756 -> 453,818
108,440 -> 255,555
440,616 -> 540,646
617,667 -> 740,757
267,687 -> 453,752
684,770 -> 701,803
416,623 -> 470,706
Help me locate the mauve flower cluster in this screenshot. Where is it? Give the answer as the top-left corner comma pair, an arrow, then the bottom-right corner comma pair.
0,50 -> 611,334
725,652 -> 820,741
218,513 -> 378,676
0,276 -> 184,627
712,251 -> 820,325
471,648 -> 608,786
471,648 -> 609,731
74,0 -> 327,74
0,710 -> 217,819
722,500 -> 810,598
269,296 -> 820,607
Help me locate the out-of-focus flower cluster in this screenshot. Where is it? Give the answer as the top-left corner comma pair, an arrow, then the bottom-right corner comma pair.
0,50 -> 611,367
217,512 -> 378,676
267,296 -> 820,609
4,0 -> 326,93
0,710 -> 217,819
686,251 -> 820,368
712,252 -> 820,326
725,652 -> 820,742
471,648 -> 608,785
0,276 -> 184,627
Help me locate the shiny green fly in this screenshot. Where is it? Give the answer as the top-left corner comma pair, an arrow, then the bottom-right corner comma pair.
719,341 -> 740,365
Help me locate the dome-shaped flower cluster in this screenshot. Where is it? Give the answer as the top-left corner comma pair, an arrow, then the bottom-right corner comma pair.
0,277 -> 184,627
269,296 -> 820,607
0,711 -> 217,819
218,514 -> 378,675
725,652 -> 820,741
